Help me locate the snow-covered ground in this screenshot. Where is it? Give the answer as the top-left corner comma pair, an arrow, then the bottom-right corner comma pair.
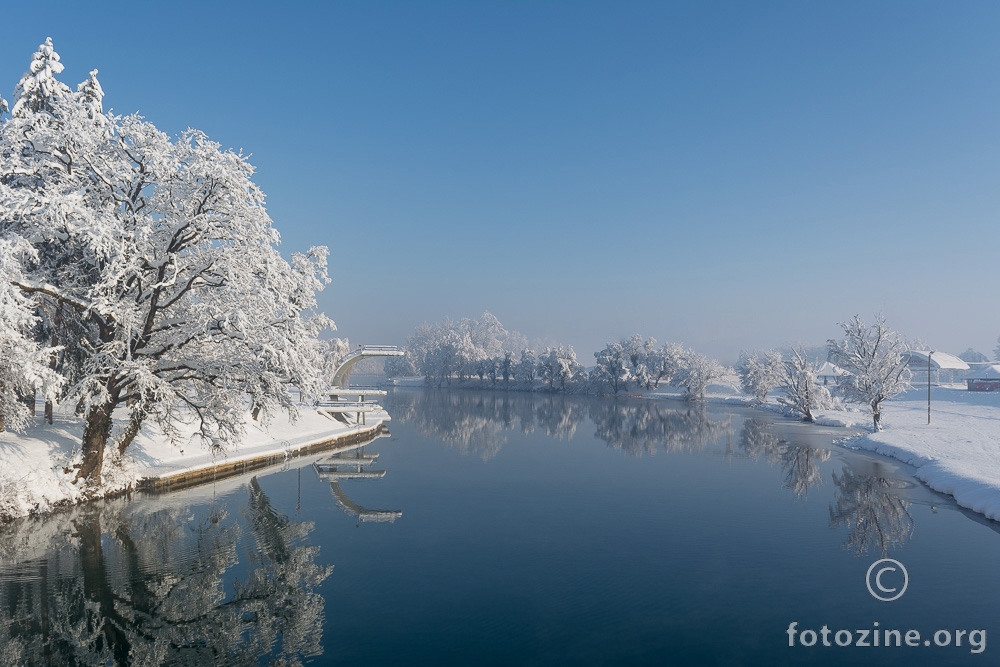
0,404 -> 385,522
831,385 -> 1000,521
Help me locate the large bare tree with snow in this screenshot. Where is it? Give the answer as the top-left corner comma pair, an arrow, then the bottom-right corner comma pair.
828,314 -> 911,431
0,39 -> 332,484
777,347 -> 834,422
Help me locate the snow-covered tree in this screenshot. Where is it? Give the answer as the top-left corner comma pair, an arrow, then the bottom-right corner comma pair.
402,312 -> 528,385
499,350 -> 515,385
622,335 -> 657,390
959,348 -> 990,363
649,341 -> 684,389
777,347 -> 833,422
539,346 -> 582,391
11,37 -> 72,117
593,341 -> 631,394
736,349 -> 784,404
0,241 -> 63,431
673,347 -> 726,400
384,350 -> 417,378
75,68 -> 104,119
828,314 -> 911,431
516,349 -> 537,384
0,41 -> 333,483
994,336 -> 1000,362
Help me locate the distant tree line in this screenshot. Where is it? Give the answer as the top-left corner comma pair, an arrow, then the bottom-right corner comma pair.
388,312 -> 915,431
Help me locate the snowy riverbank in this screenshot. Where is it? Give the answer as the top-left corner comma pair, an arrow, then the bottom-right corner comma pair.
0,405 -> 386,522
831,385 -> 1000,521
647,382 -> 1000,522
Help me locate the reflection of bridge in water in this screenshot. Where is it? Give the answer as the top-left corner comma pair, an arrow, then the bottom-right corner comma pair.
314,447 -> 402,523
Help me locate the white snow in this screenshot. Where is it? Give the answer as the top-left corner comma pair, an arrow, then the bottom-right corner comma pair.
0,403 -> 385,521
834,385 -> 1000,521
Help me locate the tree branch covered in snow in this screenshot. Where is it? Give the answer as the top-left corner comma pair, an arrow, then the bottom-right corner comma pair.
0,39 -> 334,483
827,314 -> 910,431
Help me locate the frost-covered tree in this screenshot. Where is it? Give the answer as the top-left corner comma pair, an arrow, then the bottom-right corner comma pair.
499,350 -> 515,385
75,68 -> 104,119
958,347 -> 989,363
995,336 -> 1000,362
0,41 -> 333,483
736,349 -> 784,404
0,243 -> 62,432
11,37 -> 72,117
649,341 -> 684,389
539,346 -> 582,391
593,341 -> 631,394
828,314 -> 911,431
516,349 -> 537,384
384,350 -> 417,378
673,347 -> 726,400
403,312 -> 528,385
622,335 -> 657,390
777,348 -> 833,422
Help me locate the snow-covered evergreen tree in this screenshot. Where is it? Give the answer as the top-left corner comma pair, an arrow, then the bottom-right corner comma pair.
75,68 -> 104,119
11,37 -> 72,117
0,42 -> 333,483
828,314 -> 910,431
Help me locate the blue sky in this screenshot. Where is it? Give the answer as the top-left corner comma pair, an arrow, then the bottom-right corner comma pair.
2,1 -> 999,362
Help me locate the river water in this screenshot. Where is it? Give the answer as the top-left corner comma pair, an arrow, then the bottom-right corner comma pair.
1,389 -> 998,666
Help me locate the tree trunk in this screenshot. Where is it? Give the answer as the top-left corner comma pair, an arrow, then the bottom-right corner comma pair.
76,398 -> 116,484
24,391 -> 36,416
116,404 -> 147,455
44,400 -> 53,425
873,404 -> 882,431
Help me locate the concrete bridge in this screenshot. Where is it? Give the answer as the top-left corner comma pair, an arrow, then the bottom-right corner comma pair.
331,345 -> 404,387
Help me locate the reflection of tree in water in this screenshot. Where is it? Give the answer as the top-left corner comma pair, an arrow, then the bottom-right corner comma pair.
390,389 -> 736,459
0,477 -> 331,666
829,468 -> 914,557
588,400 -> 731,456
739,419 -> 831,499
390,390 -> 584,460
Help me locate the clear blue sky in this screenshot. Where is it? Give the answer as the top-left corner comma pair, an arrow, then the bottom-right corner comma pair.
3,1 -> 999,363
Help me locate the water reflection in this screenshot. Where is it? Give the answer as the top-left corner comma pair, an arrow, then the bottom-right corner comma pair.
393,390 -> 921,559
829,467 -> 914,557
315,448 -> 403,523
588,400 -> 733,456
0,478 -> 331,666
739,419 -> 831,499
390,390 -> 733,458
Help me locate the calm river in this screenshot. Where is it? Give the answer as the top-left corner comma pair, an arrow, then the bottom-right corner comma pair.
2,389 -> 998,666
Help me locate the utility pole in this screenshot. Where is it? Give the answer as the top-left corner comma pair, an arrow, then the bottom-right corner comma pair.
927,351 -> 933,425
